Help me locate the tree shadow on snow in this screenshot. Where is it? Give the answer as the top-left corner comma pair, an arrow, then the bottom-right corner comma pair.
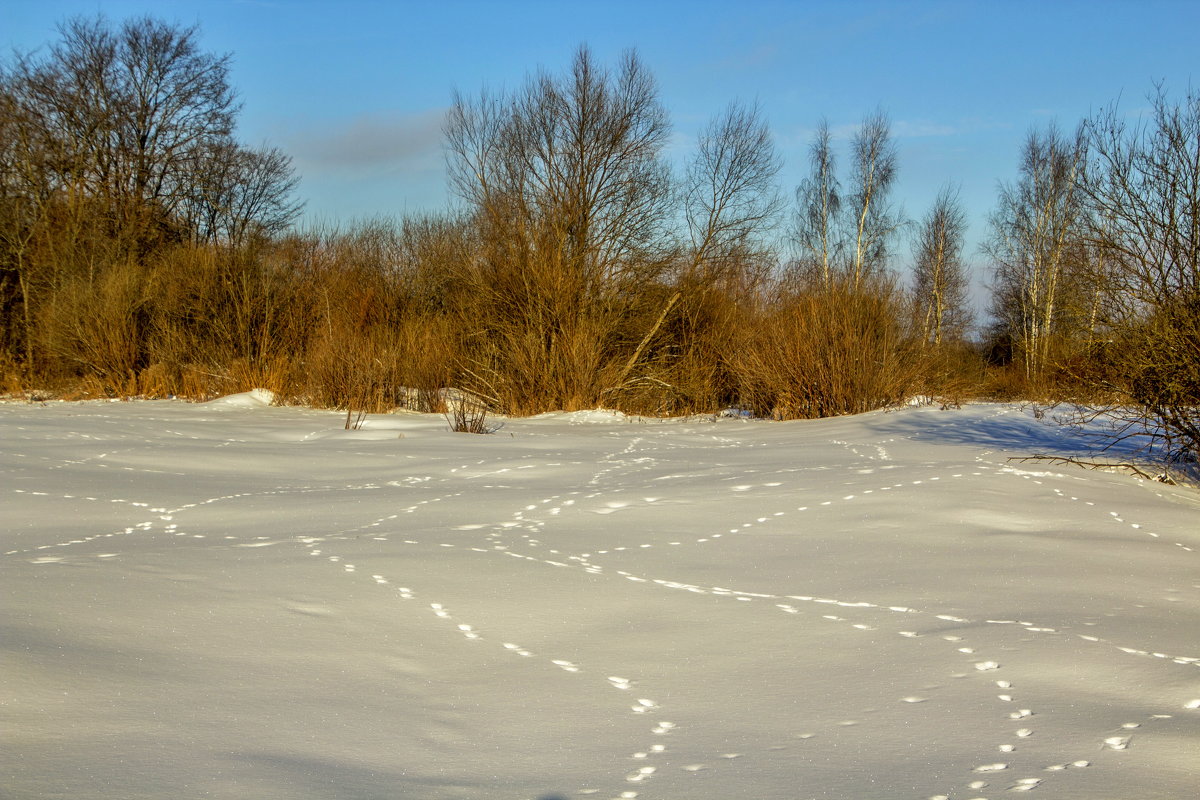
885,407 -> 1099,457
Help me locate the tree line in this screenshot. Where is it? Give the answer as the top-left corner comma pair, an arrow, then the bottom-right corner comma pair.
1,17 -> 1196,461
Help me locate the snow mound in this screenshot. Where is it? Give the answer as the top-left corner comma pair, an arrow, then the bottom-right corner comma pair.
205,388 -> 276,408
533,408 -> 629,424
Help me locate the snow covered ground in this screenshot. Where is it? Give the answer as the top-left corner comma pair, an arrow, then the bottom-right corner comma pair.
3,396 -> 1198,800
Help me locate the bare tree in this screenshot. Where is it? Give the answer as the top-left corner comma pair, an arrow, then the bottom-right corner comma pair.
684,100 -> 783,278
446,45 -> 672,295
986,122 -> 1086,382
13,16 -> 237,228
614,100 -> 782,387
16,17 -> 119,202
1073,86 -> 1200,461
1,14 -> 300,375
176,141 -> 303,246
0,75 -> 44,364
0,60 -> 103,365
792,119 -> 841,287
912,184 -> 970,345
1084,86 -> 1200,306
846,109 -> 901,289
444,45 -> 674,410
0,15 -> 299,251
113,17 -> 238,219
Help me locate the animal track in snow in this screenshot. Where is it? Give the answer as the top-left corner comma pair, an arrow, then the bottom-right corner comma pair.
11,404 -> 1197,800
298,535 -> 687,798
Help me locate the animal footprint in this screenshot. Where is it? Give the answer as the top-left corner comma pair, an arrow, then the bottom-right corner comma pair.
625,766 -> 655,782
973,762 -> 1008,772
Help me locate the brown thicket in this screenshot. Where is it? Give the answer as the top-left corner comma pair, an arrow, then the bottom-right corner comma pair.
733,277 -> 918,419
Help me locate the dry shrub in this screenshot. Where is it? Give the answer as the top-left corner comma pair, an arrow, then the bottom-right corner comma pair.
136,362 -> 177,397
0,352 -> 25,396
979,365 -> 1035,401
299,317 -> 459,414
606,284 -> 749,416
5,204 -> 995,420
911,342 -> 987,407
66,374 -> 111,400
450,241 -> 642,415
469,315 -> 621,415
1099,294 -> 1200,458
41,261 -> 149,395
146,242 -> 310,390
303,332 -> 393,412
225,356 -> 298,398
733,280 -> 916,418
393,316 -> 458,412
613,350 -> 728,417
177,364 -> 229,400
286,225 -> 461,413
445,390 -> 493,433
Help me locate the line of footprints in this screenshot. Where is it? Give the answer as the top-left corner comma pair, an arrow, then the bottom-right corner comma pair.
13,446 -> 1198,799
380,434 -> 1200,799
304,537 -> 684,799
304,524 -> 1200,800
9,429 -> 1199,800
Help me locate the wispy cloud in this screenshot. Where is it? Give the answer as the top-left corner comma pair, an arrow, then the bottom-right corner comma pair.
779,116 -> 1003,149
285,108 -> 448,173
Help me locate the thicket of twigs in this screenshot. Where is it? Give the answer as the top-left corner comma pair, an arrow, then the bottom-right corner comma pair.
0,215 -> 954,420
1,20 -> 1196,464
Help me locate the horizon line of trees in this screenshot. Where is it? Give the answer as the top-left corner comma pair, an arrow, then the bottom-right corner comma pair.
2,16 -> 1197,461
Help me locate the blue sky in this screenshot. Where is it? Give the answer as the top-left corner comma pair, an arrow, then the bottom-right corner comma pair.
6,0 -> 1199,291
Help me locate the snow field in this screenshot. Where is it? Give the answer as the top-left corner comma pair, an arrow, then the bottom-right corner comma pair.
2,398 -> 1198,799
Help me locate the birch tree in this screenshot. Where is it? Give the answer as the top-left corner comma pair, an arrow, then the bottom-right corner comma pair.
987,123 -> 1085,382
912,185 -> 970,345
846,109 -> 900,289
793,119 -> 841,287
